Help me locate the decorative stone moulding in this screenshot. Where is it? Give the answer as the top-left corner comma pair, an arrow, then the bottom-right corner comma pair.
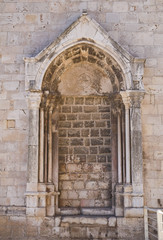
24,13 -> 145,218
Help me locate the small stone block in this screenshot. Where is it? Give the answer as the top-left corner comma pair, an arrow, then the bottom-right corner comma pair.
7,120 -> 15,128
108,217 -> 117,227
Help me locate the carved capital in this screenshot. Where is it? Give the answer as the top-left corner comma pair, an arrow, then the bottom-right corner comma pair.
120,90 -> 145,108
27,92 -> 42,109
132,59 -> 145,90
120,91 -> 130,110
128,91 -> 145,108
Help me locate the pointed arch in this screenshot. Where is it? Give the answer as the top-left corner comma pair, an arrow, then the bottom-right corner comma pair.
24,14 -> 145,218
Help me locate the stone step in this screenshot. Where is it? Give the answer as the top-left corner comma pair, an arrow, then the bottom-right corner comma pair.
60,207 -> 114,216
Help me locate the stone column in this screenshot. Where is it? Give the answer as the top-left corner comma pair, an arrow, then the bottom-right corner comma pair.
39,107 -> 44,183
27,92 -> 42,185
128,91 -> 145,193
120,92 -> 131,184
120,90 -> 145,218
117,113 -> 122,184
25,91 -> 43,216
48,106 -> 53,183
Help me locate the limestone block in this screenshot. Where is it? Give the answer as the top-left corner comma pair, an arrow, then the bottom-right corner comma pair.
54,217 -> 61,227
1,177 -> 15,186
58,226 -> 70,238
47,205 -> 55,217
26,183 -> 38,191
86,226 -> 100,238
38,196 -> 46,207
74,181 -> 84,190
61,181 -> 73,190
85,181 -> 98,190
117,217 -> 144,240
60,208 -> 80,215
7,186 -> 17,197
35,207 -> 46,217
124,207 -> 144,218
7,119 -> 15,128
80,217 -> 95,225
79,191 -> 88,199
26,225 -> 38,237
60,190 -> 68,199
26,196 -> 38,208
0,100 -> 10,110
62,216 -> 80,225
106,13 -> 120,23
132,197 -> 144,208
3,81 -> 19,91
95,217 -> 107,225
70,226 -> 87,238
113,2 -> 128,12
67,190 -> 78,199
108,217 -> 117,227
124,195 -> 132,208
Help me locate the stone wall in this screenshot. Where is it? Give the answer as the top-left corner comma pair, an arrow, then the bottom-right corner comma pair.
1,0 -> 163,210
58,96 -> 112,208
0,214 -> 144,240
0,0 -> 163,239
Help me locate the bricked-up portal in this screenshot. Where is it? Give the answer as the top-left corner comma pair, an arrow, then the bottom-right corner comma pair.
58,96 -> 112,208
25,15 -> 145,218
38,42 -> 124,215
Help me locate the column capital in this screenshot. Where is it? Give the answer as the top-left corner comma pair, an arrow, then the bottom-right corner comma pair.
120,91 -> 130,109
120,90 -> 145,108
127,90 -> 145,108
131,58 -> 145,90
27,91 -> 42,109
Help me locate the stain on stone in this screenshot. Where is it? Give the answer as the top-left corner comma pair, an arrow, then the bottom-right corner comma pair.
88,56 -> 96,63
72,47 -> 81,55
72,56 -> 81,63
82,45 -> 88,51
97,51 -> 105,60
57,66 -> 65,77
96,60 -> 104,68
111,65 -> 123,83
106,57 -> 112,65
113,84 -> 118,92
82,56 -> 87,61
56,58 -> 63,66
88,47 -> 96,56
29,80 -> 35,89
64,50 -> 72,60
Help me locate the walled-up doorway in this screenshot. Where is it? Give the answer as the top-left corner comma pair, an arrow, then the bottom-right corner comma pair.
39,44 -> 124,213
25,14 -> 145,218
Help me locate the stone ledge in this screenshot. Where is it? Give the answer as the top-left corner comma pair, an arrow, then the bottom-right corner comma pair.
61,215 -> 117,227
124,208 -> 144,218
0,206 -> 26,216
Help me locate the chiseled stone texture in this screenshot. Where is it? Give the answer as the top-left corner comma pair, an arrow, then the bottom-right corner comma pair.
0,215 -> 144,240
0,0 -> 163,238
58,96 -> 112,208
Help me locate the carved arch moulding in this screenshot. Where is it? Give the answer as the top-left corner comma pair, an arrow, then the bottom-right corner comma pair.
24,13 -> 145,218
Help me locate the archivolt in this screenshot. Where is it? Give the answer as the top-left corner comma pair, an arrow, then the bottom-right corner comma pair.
42,43 -> 125,94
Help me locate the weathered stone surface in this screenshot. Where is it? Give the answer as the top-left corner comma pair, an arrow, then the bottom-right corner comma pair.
0,1 -> 162,239
58,96 -> 112,208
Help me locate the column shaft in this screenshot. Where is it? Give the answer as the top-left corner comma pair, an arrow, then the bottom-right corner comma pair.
39,107 -> 44,182
117,114 -> 122,183
48,107 -> 53,183
125,106 -> 131,184
27,92 -> 42,184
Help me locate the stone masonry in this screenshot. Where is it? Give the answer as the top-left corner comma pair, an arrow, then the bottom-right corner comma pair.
58,96 -> 112,208
0,0 -> 163,239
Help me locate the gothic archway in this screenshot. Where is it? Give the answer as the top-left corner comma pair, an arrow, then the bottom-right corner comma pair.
25,14 -> 145,218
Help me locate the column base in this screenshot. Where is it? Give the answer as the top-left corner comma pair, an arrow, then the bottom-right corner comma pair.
115,184 -> 144,218
25,183 -> 60,217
